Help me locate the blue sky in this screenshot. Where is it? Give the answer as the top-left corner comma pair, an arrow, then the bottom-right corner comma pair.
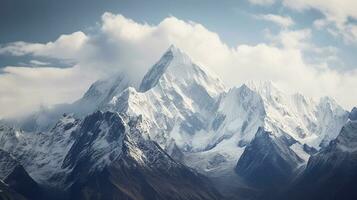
0,0 -> 356,117
0,0 -> 355,69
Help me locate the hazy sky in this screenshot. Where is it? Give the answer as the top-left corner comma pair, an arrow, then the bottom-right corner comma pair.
0,0 -> 356,117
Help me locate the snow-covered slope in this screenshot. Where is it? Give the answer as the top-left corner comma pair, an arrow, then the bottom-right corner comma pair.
184,81 -> 347,178
0,149 -> 20,180
182,85 -> 265,179
0,110 -> 222,200
8,46 -> 346,159
214,85 -> 266,145
0,149 -> 40,200
0,45 -> 351,200
62,111 -> 127,172
52,46 -> 347,181
101,45 -> 225,151
64,111 -> 222,200
284,107 -> 357,200
72,73 -> 131,116
0,114 -> 80,186
244,81 -> 348,149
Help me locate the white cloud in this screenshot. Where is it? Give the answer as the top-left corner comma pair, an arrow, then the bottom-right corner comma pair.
313,18 -> 329,29
29,60 -> 50,66
255,14 -> 295,27
249,0 -> 276,6
248,0 -> 357,44
0,66 -> 97,118
339,24 -> 357,44
282,0 -> 357,44
0,12 -> 356,118
0,31 -> 88,60
282,0 -> 357,24
270,29 -> 312,49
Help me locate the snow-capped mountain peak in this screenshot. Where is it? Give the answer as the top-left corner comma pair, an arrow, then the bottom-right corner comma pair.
73,72 -> 131,116
139,45 -> 193,92
139,45 -> 179,92
245,80 -> 280,95
289,107 -> 357,200
238,80 -> 348,149
0,45 -> 353,200
102,45 -> 226,151
140,45 -> 225,95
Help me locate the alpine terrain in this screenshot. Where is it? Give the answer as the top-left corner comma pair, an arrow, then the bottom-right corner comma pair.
0,45 -> 355,200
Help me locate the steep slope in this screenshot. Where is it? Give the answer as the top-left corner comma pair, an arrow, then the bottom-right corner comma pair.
0,149 -> 40,200
102,45 -> 225,151
5,46 -> 347,160
73,73 -> 131,116
213,85 -> 266,146
0,45 -> 351,200
183,84 -> 266,190
349,107 -> 357,120
285,107 -> 357,200
63,111 -> 222,200
66,47 -> 348,194
245,81 -> 348,149
235,127 -> 303,190
0,114 -> 80,186
184,82 -> 343,179
0,110 -> 222,200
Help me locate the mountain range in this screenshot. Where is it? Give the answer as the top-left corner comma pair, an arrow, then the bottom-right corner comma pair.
0,45 -> 355,200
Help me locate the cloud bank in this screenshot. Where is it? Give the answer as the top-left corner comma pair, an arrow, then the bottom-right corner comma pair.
0,12 -> 356,118
255,14 -> 294,28
249,0 -> 357,44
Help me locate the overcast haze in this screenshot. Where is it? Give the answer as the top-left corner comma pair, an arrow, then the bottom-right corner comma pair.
0,0 -> 356,118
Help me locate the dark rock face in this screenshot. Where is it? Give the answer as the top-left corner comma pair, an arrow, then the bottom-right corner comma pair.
284,118 -> 357,200
212,114 -> 226,131
0,149 -> 41,200
62,111 -> 126,170
303,144 -> 318,155
0,110 -> 222,200
349,107 -> 357,120
64,111 -> 222,200
139,46 -> 174,92
166,140 -> 185,162
69,155 -> 221,200
4,165 -> 41,200
0,180 -> 28,200
235,127 -> 303,190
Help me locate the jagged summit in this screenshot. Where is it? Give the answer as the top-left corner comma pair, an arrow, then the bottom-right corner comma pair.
139,44 -> 224,93
235,127 -> 303,189
0,43 -> 354,200
254,126 -> 270,138
74,72 -> 131,114
139,46 -> 176,92
318,96 -> 343,112
58,110 -> 222,200
167,44 -> 185,55
235,80 -> 348,149
349,107 -> 357,120
0,149 -> 40,199
245,80 -> 277,92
